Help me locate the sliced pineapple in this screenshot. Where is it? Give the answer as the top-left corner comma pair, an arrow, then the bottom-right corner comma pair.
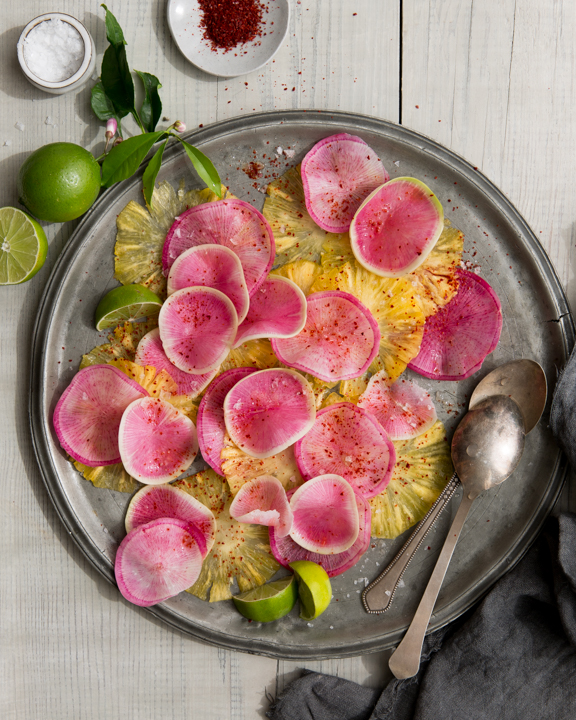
175,470 -> 280,601
219,338 -> 280,374
73,460 -> 139,494
80,320 -> 159,370
369,420 -> 453,539
339,376 -> 369,404
310,262 -> 426,382
271,259 -> 323,295
108,359 -> 177,396
320,234 -> 355,270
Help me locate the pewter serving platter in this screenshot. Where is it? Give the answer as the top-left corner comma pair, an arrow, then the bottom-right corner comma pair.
30,110 -> 574,659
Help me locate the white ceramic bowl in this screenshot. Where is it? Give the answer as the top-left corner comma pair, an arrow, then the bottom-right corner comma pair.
167,0 -> 290,78
17,13 -> 96,95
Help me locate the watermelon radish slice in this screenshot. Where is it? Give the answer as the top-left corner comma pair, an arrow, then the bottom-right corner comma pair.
295,402 -> 396,499
125,484 -> 216,556
197,366 -> 257,475
118,397 -> 198,484
162,199 -> 275,297
350,177 -> 444,277
233,275 -> 307,348
288,474 -> 359,554
167,244 -> 250,324
158,287 -> 238,375
53,364 -> 148,467
223,368 -> 316,459
135,328 -> 218,398
408,269 -> 502,381
229,475 -> 293,537
301,133 -> 390,233
114,517 -> 204,607
270,490 -> 371,577
272,290 -> 380,382
357,370 -> 438,440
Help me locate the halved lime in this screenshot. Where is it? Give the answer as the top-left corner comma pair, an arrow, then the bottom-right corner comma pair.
95,284 -> 162,331
0,207 -> 48,285
232,575 -> 297,622
289,560 -> 332,620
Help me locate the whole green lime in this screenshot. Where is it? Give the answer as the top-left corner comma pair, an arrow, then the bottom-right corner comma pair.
17,142 -> 101,223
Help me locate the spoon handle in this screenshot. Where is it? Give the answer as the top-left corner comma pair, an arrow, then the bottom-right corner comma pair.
362,473 -> 460,613
388,491 -> 475,680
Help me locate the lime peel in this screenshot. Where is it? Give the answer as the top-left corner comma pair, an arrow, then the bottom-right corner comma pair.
289,560 -> 332,620
232,575 -> 297,622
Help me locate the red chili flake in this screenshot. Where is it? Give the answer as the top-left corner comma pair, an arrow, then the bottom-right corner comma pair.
198,0 -> 267,52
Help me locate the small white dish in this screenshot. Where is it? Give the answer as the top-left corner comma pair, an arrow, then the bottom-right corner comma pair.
167,0 -> 290,78
17,12 -> 96,95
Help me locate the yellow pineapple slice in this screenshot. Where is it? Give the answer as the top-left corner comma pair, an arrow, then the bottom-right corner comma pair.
80,320 -> 158,369
219,338 -> 280,374
321,234 -> 355,270
339,376 -> 369,404
311,262 -> 426,382
108,359 -> 177,396
73,460 -> 139,494
175,470 -> 280,601
369,420 -> 453,539
263,165 -> 345,266
271,259 -> 323,295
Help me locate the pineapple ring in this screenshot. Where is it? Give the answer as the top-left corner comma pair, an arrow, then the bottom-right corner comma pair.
271,259 -> 324,296
369,420 -> 453,539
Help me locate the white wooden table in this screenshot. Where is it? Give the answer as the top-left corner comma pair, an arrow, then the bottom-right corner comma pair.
1,2 -> 575,718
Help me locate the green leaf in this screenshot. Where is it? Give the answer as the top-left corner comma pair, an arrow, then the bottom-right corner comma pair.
136,71 -> 163,133
91,82 -> 117,120
142,140 -> 167,207
177,138 -> 222,198
101,44 -> 135,119
101,131 -> 166,188
101,4 -> 126,47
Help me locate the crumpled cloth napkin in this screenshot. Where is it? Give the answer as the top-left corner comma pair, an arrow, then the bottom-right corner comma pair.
267,349 -> 576,720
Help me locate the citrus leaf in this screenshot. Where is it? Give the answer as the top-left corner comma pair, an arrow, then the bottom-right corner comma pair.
101,131 -> 166,187
101,44 -> 135,119
142,140 -> 167,207
176,138 -> 222,197
101,4 -> 126,47
136,71 -> 163,133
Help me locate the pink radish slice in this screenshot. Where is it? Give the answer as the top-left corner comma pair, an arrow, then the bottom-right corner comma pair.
301,133 -> 390,233
162,199 -> 275,297
408,269 -> 502,381
229,475 -> 293,537
233,275 -> 307,348
350,177 -> 444,277
196,366 -> 257,475
288,474 -> 359,554
295,402 -> 396,499
272,290 -> 380,382
53,364 -> 148,467
125,484 -> 216,556
357,371 -> 437,440
135,329 -> 218,398
270,491 -> 371,577
223,368 -> 316,459
115,517 -> 204,607
118,397 -> 198,484
158,287 -> 238,375
167,244 -> 250,324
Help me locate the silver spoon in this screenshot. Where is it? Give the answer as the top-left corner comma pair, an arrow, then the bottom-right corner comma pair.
362,360 -> 546,614
388,395 -> 525,679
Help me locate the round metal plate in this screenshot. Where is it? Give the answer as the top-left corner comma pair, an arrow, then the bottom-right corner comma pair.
29,110 -> 574,659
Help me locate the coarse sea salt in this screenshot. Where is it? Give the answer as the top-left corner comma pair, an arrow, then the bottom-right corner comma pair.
23,19 -> 84,83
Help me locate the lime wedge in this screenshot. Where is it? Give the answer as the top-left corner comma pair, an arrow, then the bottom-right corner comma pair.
0,207 -> 48,285
289,560 -> 332,620
95,284 -> 162,331
232,575 -> 297,622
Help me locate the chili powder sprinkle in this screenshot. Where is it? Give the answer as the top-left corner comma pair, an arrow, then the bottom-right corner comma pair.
198,0 -> 267,52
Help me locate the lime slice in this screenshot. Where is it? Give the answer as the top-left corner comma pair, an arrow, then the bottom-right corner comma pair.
0,207 -> 48,285
289,560 -> 332,620
95,284 -> 162,331
232,575 -> 297,622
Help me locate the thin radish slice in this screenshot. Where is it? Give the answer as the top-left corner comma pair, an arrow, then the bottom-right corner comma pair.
162,199 -> 275,297
408,269 -> 502,381
289,474 -> 359,555
223,368 -> 316,459
125,484 -> 216,556
53,364 -> 148,467
158,287 -> 238,375
115,517 -> 204,607
135,329 -> 218,398
350,177 -> 444,277
357,370 -> 438,440
270,491 -> 371,577
167,244 -> 250,323
197,366 -> 257,475
118,397 -> 198,484
272,290 -> 380,382
295,402 -> 396,499
229,475 -> 293,537
233,275 -> 307,348
301,133 -> 389,233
